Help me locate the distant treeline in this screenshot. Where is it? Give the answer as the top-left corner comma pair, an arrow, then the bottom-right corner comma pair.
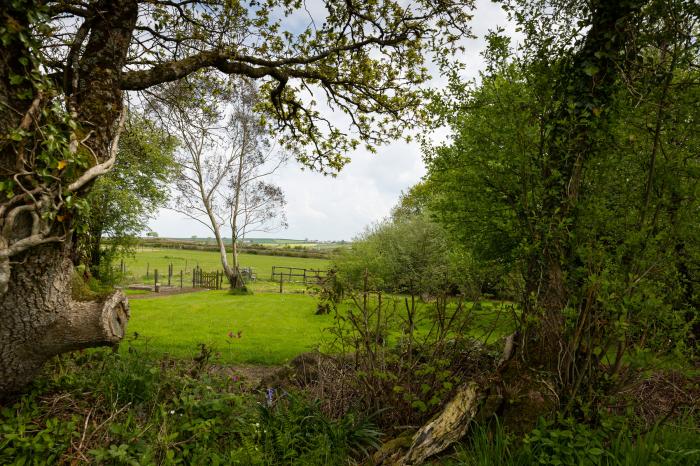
116,238 -> 337,259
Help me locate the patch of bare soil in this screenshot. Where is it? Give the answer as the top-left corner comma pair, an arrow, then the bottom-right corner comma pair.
208,364 -> 282,388
125,287 -> 210,299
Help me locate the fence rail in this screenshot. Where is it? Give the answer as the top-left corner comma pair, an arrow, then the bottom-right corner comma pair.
271,266 -> 327,284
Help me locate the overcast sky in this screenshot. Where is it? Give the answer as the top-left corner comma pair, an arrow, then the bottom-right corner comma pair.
149,0 -> 516,241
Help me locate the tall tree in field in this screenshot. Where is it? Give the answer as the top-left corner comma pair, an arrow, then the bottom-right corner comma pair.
224,81 -> 287,289
0,0 -> 472,394
171,78 -> 286,291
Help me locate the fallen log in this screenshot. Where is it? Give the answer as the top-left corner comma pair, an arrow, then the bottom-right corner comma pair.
384,332 -> 519,465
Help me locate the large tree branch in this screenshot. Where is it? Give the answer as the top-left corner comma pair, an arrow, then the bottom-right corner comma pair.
121,51 -> 283,90
40,291 -> 130,355
119,30 -> 411,90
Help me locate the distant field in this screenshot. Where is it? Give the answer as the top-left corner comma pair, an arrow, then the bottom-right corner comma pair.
151,237 -> 349,251
125,291 -> 332,365
119,247 -> 330,284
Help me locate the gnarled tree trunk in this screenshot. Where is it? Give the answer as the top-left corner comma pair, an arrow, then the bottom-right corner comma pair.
0,0 -> 137,396
0,243 -> 129,395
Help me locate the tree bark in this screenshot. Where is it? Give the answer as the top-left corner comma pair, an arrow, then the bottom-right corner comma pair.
228,236 -> 245,290
0,242 -> 129,396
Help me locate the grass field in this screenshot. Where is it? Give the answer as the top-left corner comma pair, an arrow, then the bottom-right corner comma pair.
125,290 -> 515,367
126,290 -> 332,365
119,247 -> 330,284
118,247 -> 514,366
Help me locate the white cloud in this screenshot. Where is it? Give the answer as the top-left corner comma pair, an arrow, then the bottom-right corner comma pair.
148,0 -> 516,241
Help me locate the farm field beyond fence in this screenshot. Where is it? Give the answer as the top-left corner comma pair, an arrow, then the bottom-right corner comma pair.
119,247 -> 330,285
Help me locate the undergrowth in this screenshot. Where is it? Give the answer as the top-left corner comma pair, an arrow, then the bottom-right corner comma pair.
0,344 -> 379,465
450,415 -> 700,466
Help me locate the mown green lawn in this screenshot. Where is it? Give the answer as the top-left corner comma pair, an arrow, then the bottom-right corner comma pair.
124,286 -> 516,367
125,290 -> 333,365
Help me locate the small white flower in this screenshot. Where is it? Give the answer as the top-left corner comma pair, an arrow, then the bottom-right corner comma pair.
170,410 -> 175,415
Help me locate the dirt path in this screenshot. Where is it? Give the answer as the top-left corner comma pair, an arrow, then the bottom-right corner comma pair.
125,287 -> 211,299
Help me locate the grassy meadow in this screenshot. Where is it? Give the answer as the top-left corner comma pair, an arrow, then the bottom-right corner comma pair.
125,295 -> 515,368
126,290 -> 332,365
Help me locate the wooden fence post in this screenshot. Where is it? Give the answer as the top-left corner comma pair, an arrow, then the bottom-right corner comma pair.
180,269 -> 183,289
154,269 -> 159,292
215,270 -> 219,290
279,273 -> 283,293
192,268 -> 196,287
146,262 -> 150,279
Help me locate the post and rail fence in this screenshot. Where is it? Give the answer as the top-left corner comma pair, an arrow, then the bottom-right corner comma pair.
271,266 -> 327,285
120,262 -> 331,294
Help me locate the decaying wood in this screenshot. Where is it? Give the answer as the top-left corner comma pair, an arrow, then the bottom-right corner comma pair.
380,332 -> 518,465
399,381 -> 483,466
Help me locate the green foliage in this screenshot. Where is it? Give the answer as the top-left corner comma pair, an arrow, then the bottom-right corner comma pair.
333,213 -> 475,297
523,416 -> 617,465
0,346 -> 383,465
452,418 -> 523,466
0,398 -> 78,465
76,114 -> 177,280
258,393 -> 381,464
321,283 -> 503,428
451,415 -> 700,466
424,0 -> 700,406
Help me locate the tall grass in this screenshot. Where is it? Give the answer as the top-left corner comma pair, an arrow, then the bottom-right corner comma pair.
450,416 -> 700,466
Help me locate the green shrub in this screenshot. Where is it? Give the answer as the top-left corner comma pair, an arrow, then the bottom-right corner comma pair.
608,417 -> 700,466
0,398 -> 78,465
258,392 -> 381,464
523,416 -> 615,465
452,418 -> 524,466
0,345 -> 383,465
